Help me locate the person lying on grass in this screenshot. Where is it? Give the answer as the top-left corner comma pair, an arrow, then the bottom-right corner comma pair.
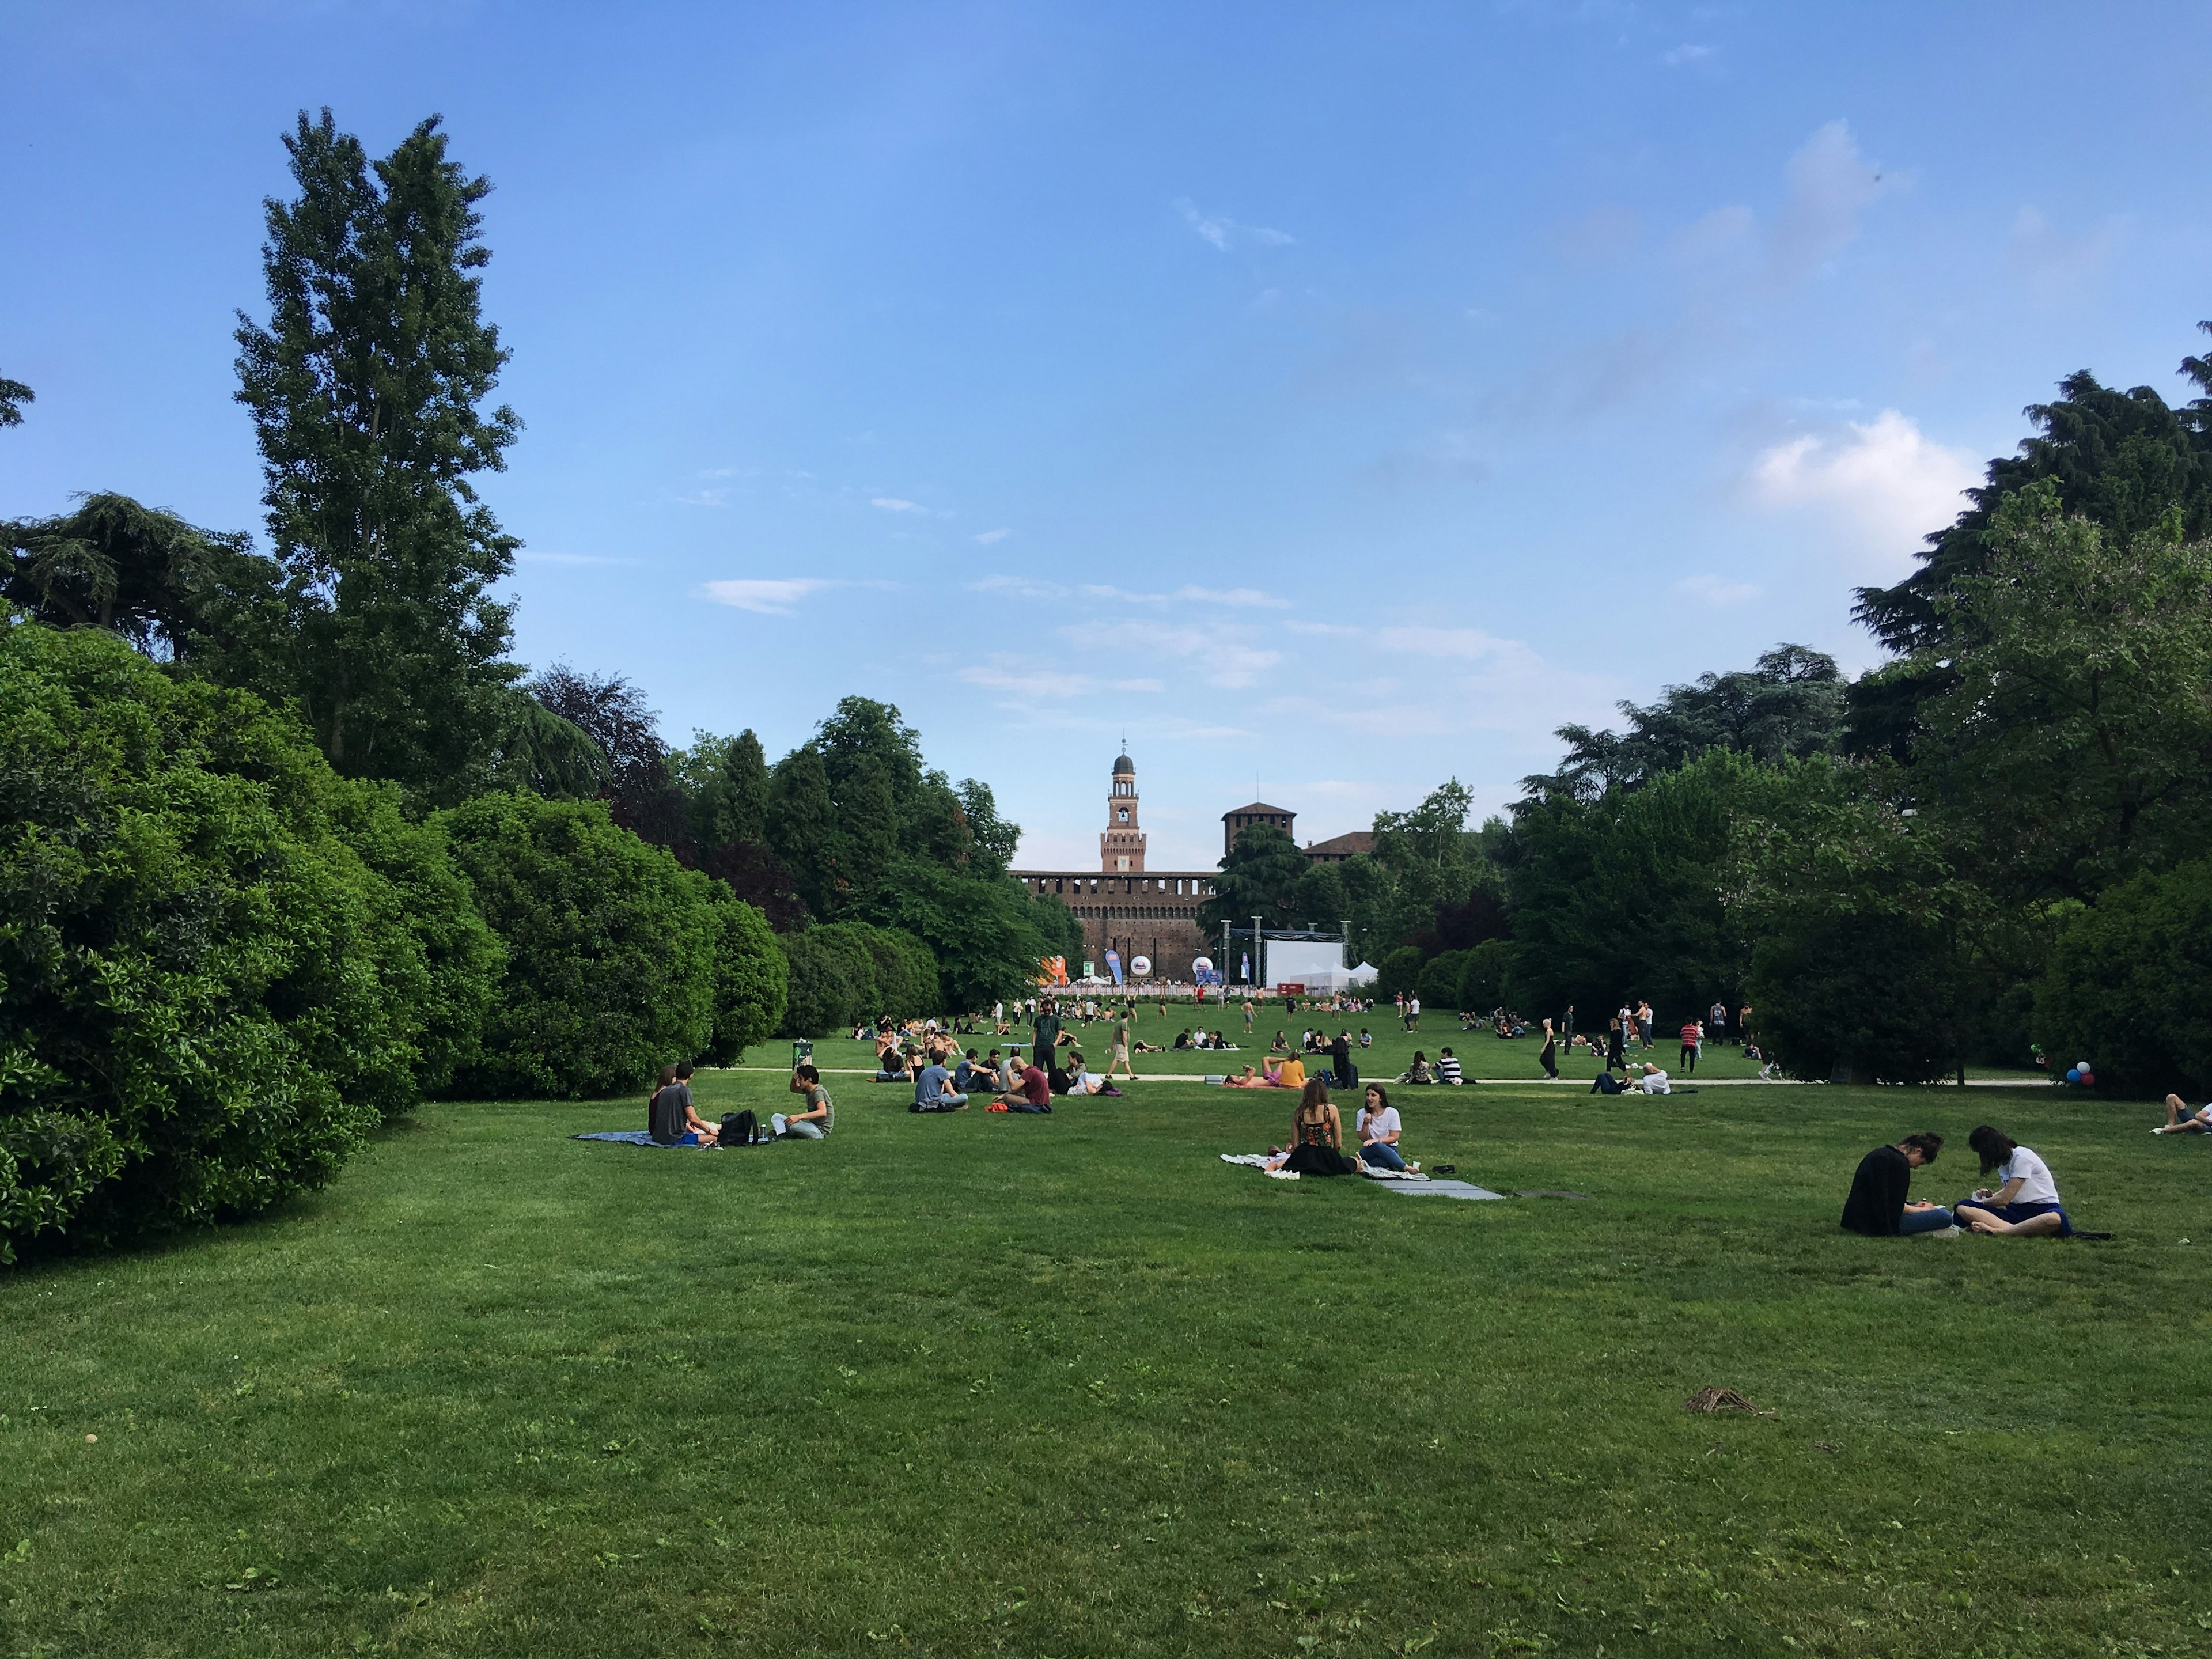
993,1061 -> 1054,1113
772,1064 -> 835,1139
1952,1126 -> 2073,1236
1841,1132 -> 1951,1236
2154,1096 -> 2212,1134
647,1062 -> 718,1146
1061,1051 -> 1120,1096
1630,1063 -> 1672,1096
1356,1084 -> 1416,1173
911,1055 -> 969,1112
1260,1079 -> 1364,1177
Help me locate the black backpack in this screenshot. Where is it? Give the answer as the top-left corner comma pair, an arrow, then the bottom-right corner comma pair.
719,1110 -> 759,1146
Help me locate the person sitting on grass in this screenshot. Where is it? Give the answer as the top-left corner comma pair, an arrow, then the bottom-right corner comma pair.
952,1048 -> 995,1095
993,1061 -> 1054,1113
1398,1051 -> 1433,1085
1262,1079 -> 1363,1177
1173,1028 -> 1193,1050
1356,1084 -> 1415,1172
911,1055 -> 969,1112
772,1065 -> 835,1139
1358,1028 -> 1373,1049
1841,1131 -> 1949,1235
1435,1048 -> 1464,1086
2154,1096 -> 2212,1134
1953,1126 -> 2073,1236
647,1061 -> 718,1146
1269,1029 -> 1291,1054
1272,1054 -> 1307,1091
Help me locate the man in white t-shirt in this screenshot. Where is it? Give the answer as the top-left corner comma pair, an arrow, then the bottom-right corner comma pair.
1636,1065 -> 1672,1095
2155,1095 -> 2212,1134
1407,996 -> 1422,1031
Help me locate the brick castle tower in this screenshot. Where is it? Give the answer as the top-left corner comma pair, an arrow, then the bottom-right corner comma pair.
1100,748 -> 1146,873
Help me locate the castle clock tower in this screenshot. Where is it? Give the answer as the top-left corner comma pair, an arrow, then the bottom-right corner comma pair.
1100,749 -> 1146,873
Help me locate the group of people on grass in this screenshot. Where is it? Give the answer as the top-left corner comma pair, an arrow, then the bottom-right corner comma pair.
1842,1125 -> 2075,1237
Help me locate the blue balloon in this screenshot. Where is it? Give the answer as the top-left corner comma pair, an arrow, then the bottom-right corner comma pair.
2065,1067 -> 2081,1083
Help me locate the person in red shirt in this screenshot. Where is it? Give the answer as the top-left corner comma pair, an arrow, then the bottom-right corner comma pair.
1678,1020 -> 1704,1073
994,1062 -> 1055,1113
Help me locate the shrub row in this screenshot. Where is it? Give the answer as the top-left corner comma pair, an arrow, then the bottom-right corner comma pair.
0,628 -> 789,1261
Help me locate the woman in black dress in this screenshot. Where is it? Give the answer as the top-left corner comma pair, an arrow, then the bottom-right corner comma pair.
1278,1079 -> 1363,1176
1538,1017 -> 1559,1079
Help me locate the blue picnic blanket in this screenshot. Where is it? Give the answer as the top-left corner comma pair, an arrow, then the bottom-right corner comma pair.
572,1130 -> 700,1148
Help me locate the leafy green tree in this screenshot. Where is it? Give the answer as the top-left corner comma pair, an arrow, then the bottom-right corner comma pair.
675,729 -> 770,847
0,626 -> 482,1261
1198,824 -> 1314,935
1456,939 -> 1514,1011
863,862 -> 1060,1012
233,109 -> 522,798
1373,946 -> 1425,1001
1525,646 -> 1846,802
1416,950 -> 1471,1012
1910,482 -> 2212,904
766,744 -> 842,918
3,493 -> 285,664
1730,757 -> 1980,1084
439,794 -> 717,1098
2035,858 -> 2212,1098
0,374 -> 31,427
1509,748 -> 1782,1021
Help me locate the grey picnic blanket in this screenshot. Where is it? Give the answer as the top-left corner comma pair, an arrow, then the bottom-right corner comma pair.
1382,1179 -> 1508,1200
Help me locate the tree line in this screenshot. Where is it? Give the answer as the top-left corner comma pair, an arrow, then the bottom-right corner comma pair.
1203,319 -> 2212,1095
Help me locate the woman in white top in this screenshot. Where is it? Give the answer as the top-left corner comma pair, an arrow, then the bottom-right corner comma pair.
1357,1084 -> 1413,1172
1953,1125 -> 2073,1236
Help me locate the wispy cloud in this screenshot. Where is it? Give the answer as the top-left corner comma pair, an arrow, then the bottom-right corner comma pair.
677,487 -> 731,507
870,497 -> 926,513
1670,120 -> 1904,294
1746,408 -> 1978,577
957,657 -> 1165,700
1660,43 -> 1715,66
972,528 -> 1012,544
1673,573 -> 1760,605
1175,196 -> 1294,253
969,574 -> 1289,609
701,578 -> 840,615
1083,619 -> 1283,689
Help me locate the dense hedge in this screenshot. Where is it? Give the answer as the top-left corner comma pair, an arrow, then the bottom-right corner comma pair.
2036,859 -> 2212,1097
774,920 -> 944,1036
0,626 -> 491,1261
702,884 -> 788,1066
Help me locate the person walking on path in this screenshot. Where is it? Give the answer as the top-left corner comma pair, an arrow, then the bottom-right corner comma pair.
1105,1007 -> 1135,1082
1679,1018 -> 1703,1074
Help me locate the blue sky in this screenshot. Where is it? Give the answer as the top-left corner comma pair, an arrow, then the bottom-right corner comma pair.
5,2 -> 2209,868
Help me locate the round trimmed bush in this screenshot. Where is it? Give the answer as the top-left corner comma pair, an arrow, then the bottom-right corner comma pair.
700,884 -> 787,1066
440,793 -> 717,1098
0,625 -> 484,1260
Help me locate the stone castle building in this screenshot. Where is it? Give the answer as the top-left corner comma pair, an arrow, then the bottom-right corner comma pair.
1011,751 -> 1366,980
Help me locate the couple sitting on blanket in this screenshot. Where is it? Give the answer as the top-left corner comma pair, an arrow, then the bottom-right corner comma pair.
645,1062 -> 835,1145
1257,1080 -> 1412,1177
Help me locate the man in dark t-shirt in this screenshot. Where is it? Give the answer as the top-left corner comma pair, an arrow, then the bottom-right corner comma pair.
1842,1134 -> 1949,1234
1032,1002 -> 1062,1069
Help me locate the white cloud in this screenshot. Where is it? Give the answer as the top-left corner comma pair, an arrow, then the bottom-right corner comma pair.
1747,408 -> 1979,575
1376,626 -> 1521,662
1661,43 -> 1715,66
957,657 -> 1165,701
1175,196 -> 1294,253
1770,120 -> 1901,286
701,578 -> 839,615
1673,573 -> 1760,605
870,497 -> 926,513
968,573 -> 1067,600
973,528 -> 1012,544
677,487 -> 730,507
1084,619 -> 1283,689
972,574 -> 1288,609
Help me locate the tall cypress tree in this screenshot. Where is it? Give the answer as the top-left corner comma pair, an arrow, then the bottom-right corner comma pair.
234,109 -> 521,798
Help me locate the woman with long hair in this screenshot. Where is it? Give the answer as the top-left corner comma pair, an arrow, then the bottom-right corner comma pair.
1356,1084 -> 1411,1172
1274,1078 -> 1363,1176
1952,1125 -> 2072,1236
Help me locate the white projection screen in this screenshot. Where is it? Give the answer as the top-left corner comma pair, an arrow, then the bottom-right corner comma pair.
1262,940 -> 1344,988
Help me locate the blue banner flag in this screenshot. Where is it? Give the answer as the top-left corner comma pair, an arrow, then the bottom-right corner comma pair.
1105,949 -> 1123,987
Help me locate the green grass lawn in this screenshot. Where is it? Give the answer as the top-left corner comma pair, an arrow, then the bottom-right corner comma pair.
3,1036 -> 2205,1657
